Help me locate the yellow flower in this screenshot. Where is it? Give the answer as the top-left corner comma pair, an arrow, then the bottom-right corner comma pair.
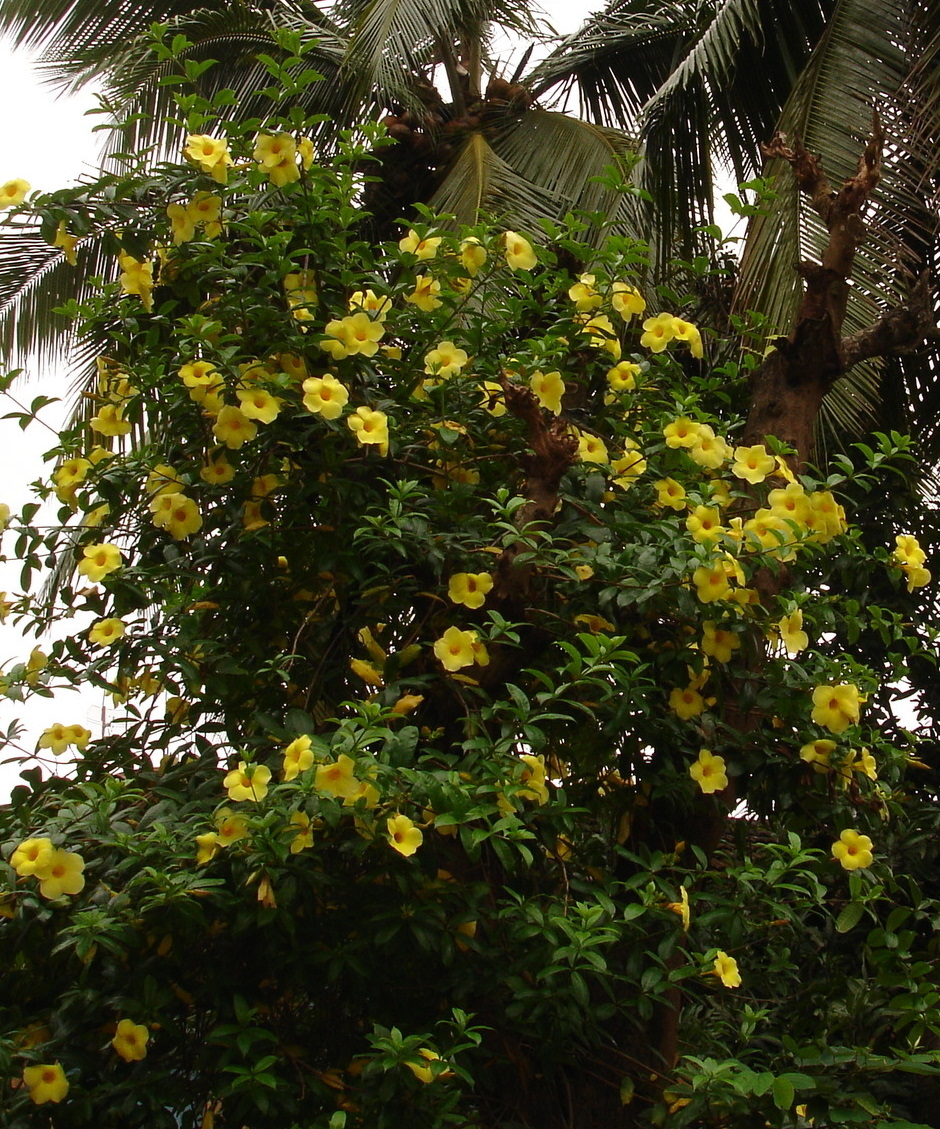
11,837 -> 54,877
22,1063 -> 68,1104
686,506 -> 723,545
654,477 -> 686,510
663,417 -> 702,449
568,273 -> 602,312
692,562 -> 733,603
671,317 -> 704,358
688,425 -> 732,469
665,886 -> 691,932
577,432 -> 609,464
701,621 -> 740,663
894,533 -> 927,567
282,735 -> 315,781
196,832 -> 220,864
800,738 -> 836,773
183,134 -> 232,182
254,132 -> 296,167
404,274 -> 445,313
807,490 -> 848,542
434,626 -> 483,671
315,754 -> 361,799
530,370 -> 565,414
459,236 -> 487,275
53,457 -> 91,502
811,684 -> 862,734
117,252 -> 154,311
90,402 -> 132,436
289,811 -> 314,853
851,748 -> 878,780
223,761 -> 272,802
52,221 -> 78,264
298,136 -> 315,168
519,754 -> 549,804
236,387 -> 282,424
348,289 -> 391,320
200,454 -> 236,485
639,312 -> 676,352
577,313 -> 621,358
447,572 -> 493,609
387,813 -> 423,857
283,270 -> 318,323
606,361 -> 641,394
350,657 -> 384,686
215,808 -> 250,846
391,693 -> 424,716
480,380 -> 507,416
503,230 -> 537,270
213,405 -> 258,449
774,609 -> 809,655
712,951 -> 741,988
146,464 -> 183,498
669,686 -> 705,720
611,281 -> 646,319
187,190 -> 222,233
150,493 -> 202,540
424,340 -> 469,377
322,312 -> 385,359
732,444 -> 776,484
38,849 -> 85,898
399,229 -> 443,259
89,617 -> 125,646
832,829 -> 874,870
301,374 -> 349,419
768,482 -> 811,527
904,565 -> 931,592
112,1019 -> 149,1062
37,723 -> 90,755
77,542 -> 123,582
610,442 -> 646,490
690,749 -> 728,794
404,1048 -> 452,1082
347,406 -> 389,455
167,201 -> 196,244
0,178 -> 30,207
25,646 -> 47,685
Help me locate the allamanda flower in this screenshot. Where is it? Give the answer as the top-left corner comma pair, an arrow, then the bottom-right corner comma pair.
832,828 -> 874,870
223,761 -> 272,802
811,683 -> 862,734
387,813 -> 423,857
690,749 -> 728,795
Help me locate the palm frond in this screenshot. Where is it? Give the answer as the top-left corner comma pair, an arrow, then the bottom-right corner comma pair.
0,221 -> 114,377
488,109 -> 645,244
527,0 -> 835,261
427,130 -> 559,231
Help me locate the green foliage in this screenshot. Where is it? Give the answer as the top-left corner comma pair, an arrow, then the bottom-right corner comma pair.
1,53 -> 939,1129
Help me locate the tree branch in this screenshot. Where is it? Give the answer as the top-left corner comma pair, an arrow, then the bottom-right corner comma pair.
841,270 -> 940,369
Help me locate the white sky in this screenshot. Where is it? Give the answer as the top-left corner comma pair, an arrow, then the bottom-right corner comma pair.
0,46 -> 103,799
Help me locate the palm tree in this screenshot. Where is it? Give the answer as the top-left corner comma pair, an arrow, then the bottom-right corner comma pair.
1,0 -> 938,432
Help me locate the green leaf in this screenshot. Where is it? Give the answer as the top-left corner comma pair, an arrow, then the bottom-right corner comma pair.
835,901 -> 865,933
772,1076 -> 795,1111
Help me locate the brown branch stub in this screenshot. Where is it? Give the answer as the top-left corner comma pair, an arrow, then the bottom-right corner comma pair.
762,131 -> 834,222
841,270 -> 940,369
